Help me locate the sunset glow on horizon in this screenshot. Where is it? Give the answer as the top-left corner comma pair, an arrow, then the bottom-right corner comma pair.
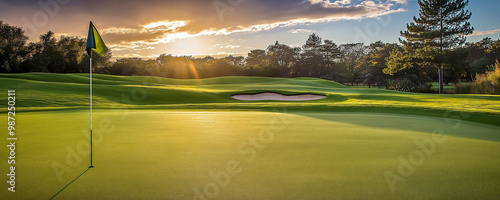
1,0 -> 499,60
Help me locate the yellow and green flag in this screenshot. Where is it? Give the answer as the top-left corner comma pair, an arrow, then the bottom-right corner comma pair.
85,21 -> 108,57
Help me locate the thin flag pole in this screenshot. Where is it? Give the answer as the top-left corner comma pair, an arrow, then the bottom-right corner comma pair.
89,51 -> 94,168
86,21 -> 107,169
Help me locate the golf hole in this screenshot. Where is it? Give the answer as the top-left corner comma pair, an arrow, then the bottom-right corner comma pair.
231,92 -> 327,101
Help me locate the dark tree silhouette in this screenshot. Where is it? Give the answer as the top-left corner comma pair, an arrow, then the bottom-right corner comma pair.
0,21 -> 29,72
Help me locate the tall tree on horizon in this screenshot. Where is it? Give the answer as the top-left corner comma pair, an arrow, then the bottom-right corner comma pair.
300,33 -> 324,77
400,0 -> 473,94
266,41 -> 297,77
0,20 -> 29,72
339,43 -> 368,85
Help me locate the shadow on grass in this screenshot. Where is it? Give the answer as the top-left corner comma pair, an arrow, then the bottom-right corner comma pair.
49,168 -> 91,200
293,112 -> 500,142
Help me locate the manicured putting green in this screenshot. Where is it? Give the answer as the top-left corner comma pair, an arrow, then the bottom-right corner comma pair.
1,110 -> 499,199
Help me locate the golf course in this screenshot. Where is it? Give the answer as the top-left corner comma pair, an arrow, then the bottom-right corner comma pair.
0,73 -> 499,199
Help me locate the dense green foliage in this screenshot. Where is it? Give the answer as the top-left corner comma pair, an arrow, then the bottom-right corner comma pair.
456,61 -> 500,94
390,0 -> 474,94
0,21 -> 28,71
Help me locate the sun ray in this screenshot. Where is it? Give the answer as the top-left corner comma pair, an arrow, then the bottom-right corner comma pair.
188,61 -> 200,80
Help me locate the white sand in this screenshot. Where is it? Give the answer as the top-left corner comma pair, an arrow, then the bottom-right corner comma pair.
231,92 -> 327,101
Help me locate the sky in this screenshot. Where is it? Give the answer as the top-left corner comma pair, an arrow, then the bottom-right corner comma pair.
1,0 -> 499,60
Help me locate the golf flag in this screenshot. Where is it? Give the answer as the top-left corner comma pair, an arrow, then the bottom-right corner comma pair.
85,21 -> 108,168
85,21 -> 108,57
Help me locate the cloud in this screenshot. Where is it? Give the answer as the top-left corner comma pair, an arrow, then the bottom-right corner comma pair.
114,53 -> 159,60
1,0 -> 407,36
211,44 -> 241,49
0,0 -> 408,57
288,29 -> 314,34
98,0 -> 406,48
470,29 -> 500,36
389,0 -> 408,4
101,20 -> 188,44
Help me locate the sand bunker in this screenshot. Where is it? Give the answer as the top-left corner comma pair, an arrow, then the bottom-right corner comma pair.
231,92 -> 327,101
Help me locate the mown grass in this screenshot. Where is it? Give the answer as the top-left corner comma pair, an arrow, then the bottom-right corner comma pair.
1,73 -> 499,199
1,111 -> 499,199
1,73 -> 499,126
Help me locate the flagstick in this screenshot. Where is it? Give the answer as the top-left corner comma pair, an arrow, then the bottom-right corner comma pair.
89,51 -> 94,168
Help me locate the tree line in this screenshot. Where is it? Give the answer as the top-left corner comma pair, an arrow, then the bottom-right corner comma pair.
0,21 -> 111,74
1,1 -> 499,93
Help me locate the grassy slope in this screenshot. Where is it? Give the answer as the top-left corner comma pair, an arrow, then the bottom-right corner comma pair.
1,73 -> 500,126
1,74 -> 499,199
1,111 -> 499,199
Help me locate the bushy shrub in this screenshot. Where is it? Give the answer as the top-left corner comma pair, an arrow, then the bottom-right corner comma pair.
387,77 -> 432,93
415,85 -> 436,93
455,84 -> 471,94
456,60 -> 500,94
392,78 -> 417,92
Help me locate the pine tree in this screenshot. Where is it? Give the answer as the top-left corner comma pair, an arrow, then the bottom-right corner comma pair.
301,34 -> 324,76
400,0 -> 473,94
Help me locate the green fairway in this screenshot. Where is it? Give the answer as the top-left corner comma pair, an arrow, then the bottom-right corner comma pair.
1,73 -> 500,126
1,110 -> 499,199
2,0 -> 499,199
1,73 -> 499,199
